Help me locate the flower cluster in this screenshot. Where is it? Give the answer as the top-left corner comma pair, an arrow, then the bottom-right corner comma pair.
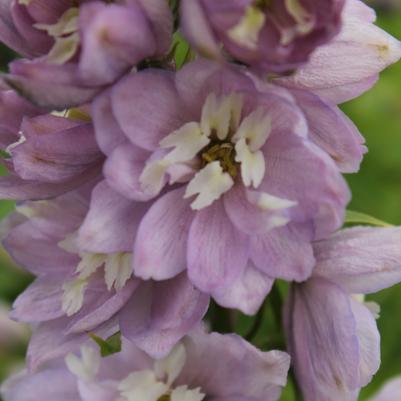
0,0 -> 400,400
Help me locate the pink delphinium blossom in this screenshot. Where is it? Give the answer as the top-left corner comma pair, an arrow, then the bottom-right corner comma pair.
284,226 -> 401,401
0,0 -> 172,108
180,0 -> 345,72
3,188 -> 208,368
0,91 -> 103,200
1,329 -> 290,401
276,0 -> 401,104
91,59 -> 350,314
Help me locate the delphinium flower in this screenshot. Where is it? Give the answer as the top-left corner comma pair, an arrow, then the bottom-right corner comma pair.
180,0 -> 401,172
3,189 -> 209,368
0,92 -> 103,200
91,58 -> 350,315
275,0 -> 401,103
1,328 -> 291,401
180,0 -> 345,72
0,0 -> 400,400
0,0 -> 173,108
284,226 -> 401,401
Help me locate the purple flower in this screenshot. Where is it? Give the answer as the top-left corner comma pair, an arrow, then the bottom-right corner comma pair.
1,328 -> 290,401
92,60 -> 350,315
4,188 -> 208,368
180,0 -> 344,72
283,88 -> 367,173
1,0 -> 172,108
284,226 -> 401,401
276,0 -> 401,104
0,94 -> 103,200
0,88 -> 41,148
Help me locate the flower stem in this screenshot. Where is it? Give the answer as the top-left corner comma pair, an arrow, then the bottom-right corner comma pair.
209,301 -> 234,333
245,299 -> 266,341
290,369 -> 304,401
270,282 -> 283,329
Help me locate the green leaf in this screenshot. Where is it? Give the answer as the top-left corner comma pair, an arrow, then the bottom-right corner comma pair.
344,210 -> 393,227
172,32 -> 195,70
88,332 -> 121,357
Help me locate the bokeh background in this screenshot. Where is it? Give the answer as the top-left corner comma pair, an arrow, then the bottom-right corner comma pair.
0,1 -> 400,400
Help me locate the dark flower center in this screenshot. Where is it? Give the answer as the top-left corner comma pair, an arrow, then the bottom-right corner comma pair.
157,394 -> 171,401
201,140 -> 238,178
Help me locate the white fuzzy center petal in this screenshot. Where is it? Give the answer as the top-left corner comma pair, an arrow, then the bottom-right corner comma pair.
171,386 -> 205,401
235,139 -> 265,188
200,93 -> 243,140
161,122 -> 210,164
228,6 -> 266,49
60,241 -> 133,316
154,344 -> 186,386
104,253 -> 133,291
118,371 -> 169,401
35,8 -> 80,64
65,346 -> 100,381
185,162 -> 234,210
117,343 -> 204,401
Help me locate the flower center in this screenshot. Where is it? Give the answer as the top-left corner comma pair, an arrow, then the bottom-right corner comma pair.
157,395 -> 171,401
227,0 -> 314,49
67,344 -> 206,401
254,0 -> 271,11
201,139 -> 238,179
139,93 -> 275,210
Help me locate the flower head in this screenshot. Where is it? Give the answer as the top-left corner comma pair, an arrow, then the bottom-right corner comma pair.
284,226 -> 401,401
3,188 -> 208,368
0,92 -> 103,200
1,329 -> 290,401
180,0 -> 345,72
93,60 -> 350,314
1,0 -> 173,108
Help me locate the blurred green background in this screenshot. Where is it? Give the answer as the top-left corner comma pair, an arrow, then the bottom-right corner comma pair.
0,2 -> 400,400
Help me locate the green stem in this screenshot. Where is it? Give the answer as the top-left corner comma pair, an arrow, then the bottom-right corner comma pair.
209,301 -> 234,333
245,299 -> 267,341
270,282 -> 283,329
289,368 -> 304,401
170,0 -> 180,31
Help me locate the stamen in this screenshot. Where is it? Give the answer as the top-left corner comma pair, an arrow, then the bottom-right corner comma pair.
157,394 -> 171,401
201,141 -> 237,178
254,0 -> 271,10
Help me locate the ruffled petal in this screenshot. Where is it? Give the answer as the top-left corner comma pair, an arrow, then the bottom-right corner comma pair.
276,0 -> 401,104
187,200 -> 249,293
181,330 -> 290,401
350,298 -> 380,387
111,70 -> 186,151
120,274 -> 209,358
211,262 -> 273,315
91,90 -> 127,155
313,226 -> 401,294
250,223 -> 315,282
133,188 -> 194,281
78,181 -> 149,254
11,276 -> 64,322
103,143 -> 154,202
78,2 -> 156,84
261,130 -> 350,240
284,277 -> 360,401
290,89 -> 367,173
